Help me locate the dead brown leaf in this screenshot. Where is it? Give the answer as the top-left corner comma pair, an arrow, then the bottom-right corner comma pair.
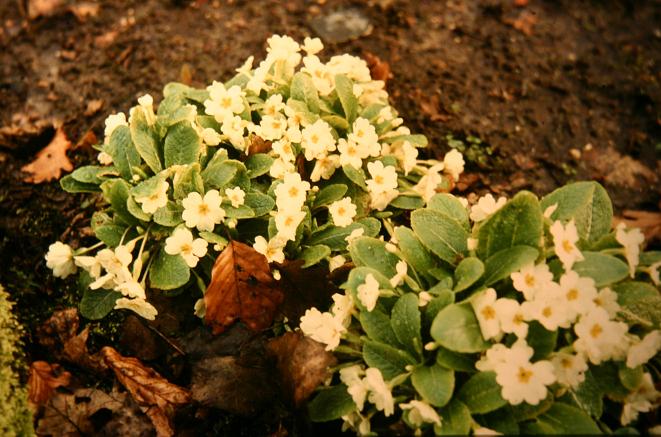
363,52 -> 392,84
248,135 -> 272,155
584,146 -> 657,189
28,0 -> 64,19
0,113 -> 53,149
28,361 -> 72,407
267,332 -> 336,406
95,30 -> 118,48
21,127 -> 73,183
84,99 -> 104,116
190,356 -> 276,416
179,63 -> 194,85
100,346 -> 191,437
74,129 -> 98,150
68,2 -> 99,22
504,10 -> 538,36
204,240 -> 284,335
413,89 -> 449,122
277,260 -> 338,326
614,210 -> 661,242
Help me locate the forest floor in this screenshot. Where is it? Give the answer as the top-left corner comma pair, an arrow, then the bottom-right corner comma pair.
0,0 -> 659,435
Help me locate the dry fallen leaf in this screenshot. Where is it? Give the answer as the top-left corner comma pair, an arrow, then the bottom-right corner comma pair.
363,51 -> 392,84
267,331 -> 336,406
277,260 -> 337,326
28,361 -> 72,407
248,135 -> 272,155
28,0 -> 64,19
204,240 -> 284,334
614,210 -> 661,242
21,127 -> 73,184
412,88 -> 449,122
101,346 -> 191,437
68,2 -> 100,22
504,10 -> 538,36
84,99 -> 104,117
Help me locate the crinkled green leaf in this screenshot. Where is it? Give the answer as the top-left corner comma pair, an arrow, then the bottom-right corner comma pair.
342,164 -> 367,191
164,121 -> 201,167
453,257 -> 484,292
299,245 -> 331,268
411,363 -> 454,407
308,218 -> 380,251
245,153 -> 274,178
481,246 -> 539,286
101,179 -> 138,226
153,201 -> 183,227
428,193 -> 470,230
307,385 -> 355,422
411,209 -> 468,266
534,402 -> 601,434
60,174 -> 100,193
244,192 -> 275,217
290,72 -> 320,114
435,347 -> 476,373
313,184 -> 348,209
130,107 -> 162,173
360,310 -> 399,346
362,340 -> 417,380
389,194 -> 424,210
126,195 -> 151,221
149,248 -> 190,290
349,236 -> 399,278
437,400 -> 471,435
80,288 -> 122,320
614,281 -> 661,328
457,371 -> 506,414
572,251 -> 629,287
334,74 -> 358,123
391,293 -> 423,358
394,226 -> 438,283
431,303 -> 489,353
107,125 -> 141,179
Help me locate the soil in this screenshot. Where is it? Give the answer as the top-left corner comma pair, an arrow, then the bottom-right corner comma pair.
0,0 -> 659,435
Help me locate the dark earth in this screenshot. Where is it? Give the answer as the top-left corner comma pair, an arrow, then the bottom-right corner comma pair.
0,0 -> 660,435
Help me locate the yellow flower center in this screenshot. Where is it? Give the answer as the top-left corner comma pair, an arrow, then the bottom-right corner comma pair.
310,134 -> 319,144
181,243 -> 192,255
590,323 -> 603,339
566,288 -> 579,301
221,97 -> 232,108
288,186 -> 299,197
374,175 -> 384,184
198,204 -> 210,215
337,207 -> 346,216
542,306 -> 553,318
517,367 -> 533,384
481,305 -> 496,320
562,239 -> 574,253
561,358 -> 572,369
525,274 -> 536,287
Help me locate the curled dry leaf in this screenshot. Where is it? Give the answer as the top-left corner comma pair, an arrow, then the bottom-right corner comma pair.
267,331 -> 337,407
101,346 -> 191,437
21,127 -> 73,184
28,361 -> 72,407
248,135 -> 272,155
363,51 -> 392,84
204,240 -> 284,335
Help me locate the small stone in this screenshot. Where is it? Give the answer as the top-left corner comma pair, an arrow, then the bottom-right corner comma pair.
310,9 -> 372,44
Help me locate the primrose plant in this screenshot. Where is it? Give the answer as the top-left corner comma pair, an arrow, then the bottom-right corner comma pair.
302,182 -> 661,435
45,35 -> 464,322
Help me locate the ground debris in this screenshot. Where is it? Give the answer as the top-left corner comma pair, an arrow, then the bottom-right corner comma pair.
310,8 -> 373,43
28,361 -> 72,407
21,126 -> 73,184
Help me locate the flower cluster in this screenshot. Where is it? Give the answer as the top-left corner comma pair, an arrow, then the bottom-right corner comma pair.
302,182 -> 661,435
46,35 -> 462,326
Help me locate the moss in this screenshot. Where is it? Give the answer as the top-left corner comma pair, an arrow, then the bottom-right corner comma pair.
0,284 -> 35,437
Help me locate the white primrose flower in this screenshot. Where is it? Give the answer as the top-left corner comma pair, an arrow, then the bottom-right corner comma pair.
309,154 -> 341,182
593,286 -> 620,318
390,140 -> 418,175
115,279 -> 146,300
418,291 -> 433,307
331,292 -> 355,327
366,161 -> 398,194
341,412 -> 371,437
201,127 -> 222,146
543,203 -> 558,219
469,194 -> 507,222
301,55 -> 334,96
550,350 -> 588,389
550,219 -> 584,271
299,307 -> 345,351
103,112 -> 128,143
627,330 -> 661,368
340,365 -> 368,410
493,340 -> 556,405
615,223 -> 645,278
135,179 -> 169,214
345,228 -> 365,244
443,149 -> 465,181
357,273 -> 382,312
114,297 -> 157,320
45,242 -> 77,279
97,151 -> 113,165
338,138 -> 367,169
274,209 -> 306,241
467,237 -> 478,251
476,343 -> 515,372
400,400 -> 441,428
521,282 -> 573,331
272,138 -> 297,162
257,115 -> 287,141
252,235 -> 286,264
365,367 -> 395,416
558,270 -> 597,322
269,157 -> 296,179
301,119 -> 336,161
328,54 -> 372,83
648,261 -> 661,286
204,81 -> 245,122
328,255 -> 346,272
74,255 -> 102,279
389,260 -> 408,288
494,298 -> 528,338
412,164 -> 444,203
369,189 -> 399,211
328,198 -> 357,227
91,245 -> 134,289
302,36 -> 323,55
621,372 -> 660,426
357,80 -> 389,107
224,187 -> 245,208
164,228 -> 208,268
471,288 -> 502,340
266,34 -> 302,72
510,262 -> 555,301
220,115 -> 250,151
573,307 -> 629,365
274,172 -> 310,211
349,118 -> 380,157
262,94 -> 286,116
182,190 -> 226,232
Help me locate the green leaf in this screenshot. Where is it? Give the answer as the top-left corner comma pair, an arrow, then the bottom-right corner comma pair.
91,212 -> 132,247
307,385 -> 355,422
540,181 -> 613,243
394,226 -> 438,282
163,82 -> 209,103
245,153 -> 274,178
70,165 -> 104,184
334,74 -> 358,123
60,174 -> 100,193
454,257 -> 484,292
362,340 -> 417,380
172,164 -> 204,200
244,192 -> 275,217
153,201 -> 183,227
349,237 -> 399,278
391,294 -> 423,358
163,121 -> 201,167
198,231 -> 228,249
526,321 -> 557,360
290,72 -> 320,114
614,281 -> 661,328
360,310 -> 400,345
428,193 -> 470,230
101,179 -> 138,226
481,246 -> 539,286
508,394 -> 553,421
126,195 -> 151,221
411,363 -> 454,407
342,164 -> 367,191
80,289 -> 122,320
106,125 -> 141,179
619,364 -> 644,391
202,159 -> 249,190
299,245 -> 331,268
457,371 -> 506,414
389,195 -> 424,210
435,347 -> 476,372
571,251 -> 629,287
436,400 -> 471,435
478,410 -> 520,435
535,402 -> 601,434
321,115 -> 349,132
568,369 -> 603,418
430,303 -> 489,353
424,291 -> 455,328
308,218 -> 380,251
477,191 -> 543,259
411,209 -> 468,266
130,107 -> 162,173
313,184 -> 348,208
591,362 -> 630,401
381,134 -> 428,147
149,248 -> 190,290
